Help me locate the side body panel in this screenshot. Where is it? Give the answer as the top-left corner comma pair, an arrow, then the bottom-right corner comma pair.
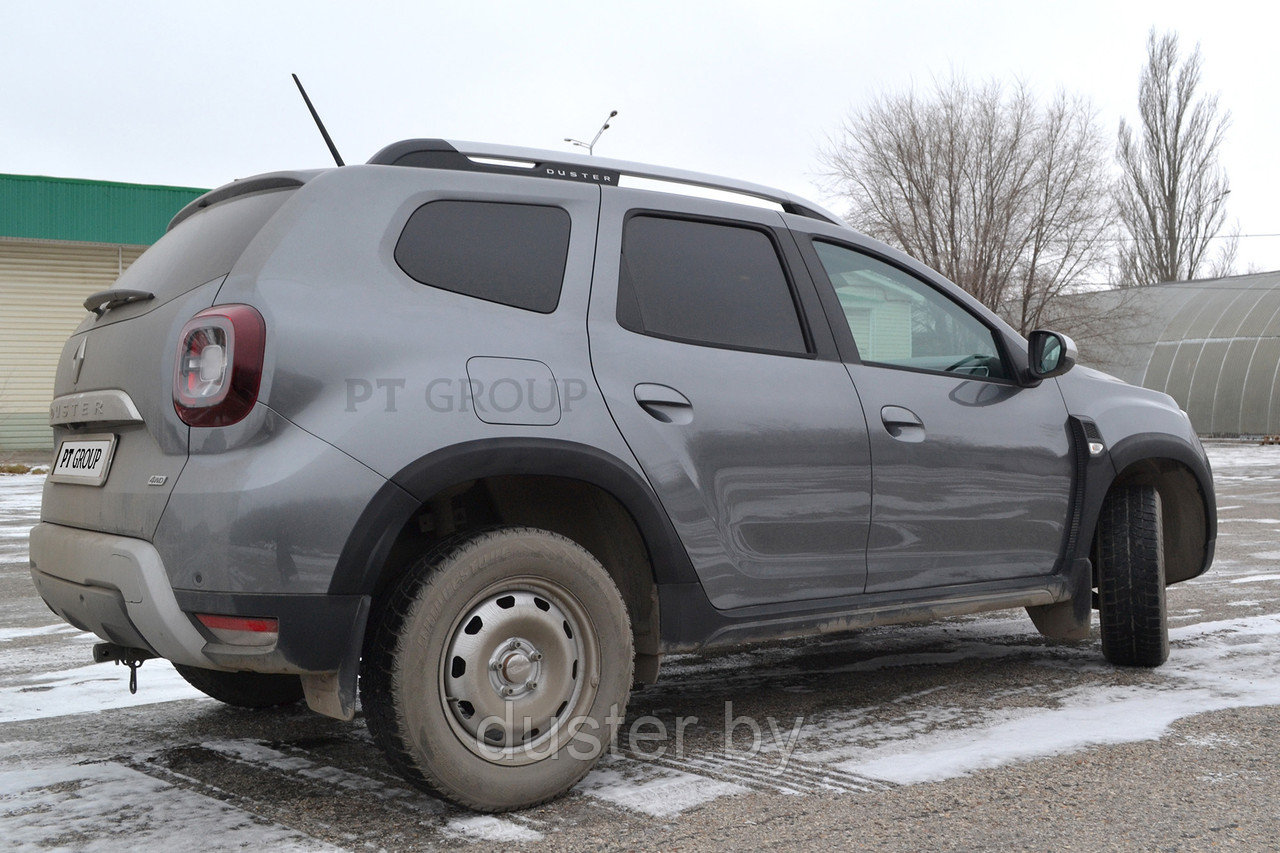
212,165 -> 626,483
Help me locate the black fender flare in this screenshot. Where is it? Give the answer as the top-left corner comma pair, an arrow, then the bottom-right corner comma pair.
328,438 -> 698,596
1080,432 -> 1217,583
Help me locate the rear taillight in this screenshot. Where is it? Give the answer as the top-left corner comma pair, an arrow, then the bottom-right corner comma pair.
173,304 -> 265,427
195,613 -> 279,647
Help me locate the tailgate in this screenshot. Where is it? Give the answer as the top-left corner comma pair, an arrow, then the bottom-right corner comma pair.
40,186 -> 299,539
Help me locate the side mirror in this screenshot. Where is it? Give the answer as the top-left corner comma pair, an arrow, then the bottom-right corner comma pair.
1028,330 -> 1077,380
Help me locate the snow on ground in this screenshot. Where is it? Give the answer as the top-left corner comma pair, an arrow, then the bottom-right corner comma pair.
0,762 -> 343,852
579,757 -> 750,818
821,613 -> 1280,785
0,657 -> 205,725
0,472 -> 204,722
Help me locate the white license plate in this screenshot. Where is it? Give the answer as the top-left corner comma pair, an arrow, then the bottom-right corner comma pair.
49,434 -> 117,486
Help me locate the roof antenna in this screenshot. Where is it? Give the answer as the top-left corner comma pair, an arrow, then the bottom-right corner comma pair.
565,110 -> 617,156
292,73 -> 345,166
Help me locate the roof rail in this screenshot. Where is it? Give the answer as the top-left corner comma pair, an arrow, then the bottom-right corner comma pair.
367,139 -> 844,226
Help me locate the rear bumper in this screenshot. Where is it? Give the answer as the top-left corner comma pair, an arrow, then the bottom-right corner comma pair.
28,522 -> 365,674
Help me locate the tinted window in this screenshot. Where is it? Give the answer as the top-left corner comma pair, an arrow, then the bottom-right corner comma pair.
116,189 -> 295,302
617,216 -> 807,354
813,241 -> 1008,380
395,201 -> 570,313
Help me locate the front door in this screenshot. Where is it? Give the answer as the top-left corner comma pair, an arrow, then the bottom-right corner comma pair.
798,235 -> 1075,593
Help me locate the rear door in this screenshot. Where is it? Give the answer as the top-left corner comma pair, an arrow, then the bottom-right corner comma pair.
588,189 -> 872,610
793,229 -> 1074,593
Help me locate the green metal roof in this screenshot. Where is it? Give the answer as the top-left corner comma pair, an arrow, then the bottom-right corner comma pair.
0,173 -> 207,246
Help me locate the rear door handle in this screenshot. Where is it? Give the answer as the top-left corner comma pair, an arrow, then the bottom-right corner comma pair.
635,383 -> 693,424
881,405 -> 925,442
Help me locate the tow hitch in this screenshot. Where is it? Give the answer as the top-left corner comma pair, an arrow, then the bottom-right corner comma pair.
93,643 -> 156,694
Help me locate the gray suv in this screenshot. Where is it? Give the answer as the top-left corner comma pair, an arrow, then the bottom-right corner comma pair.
29,139 -> 1216,811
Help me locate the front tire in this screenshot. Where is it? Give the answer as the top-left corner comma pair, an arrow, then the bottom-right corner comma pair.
173,664 -> 304,708
1097,484 -> 1169,667
361,527 -> 633,812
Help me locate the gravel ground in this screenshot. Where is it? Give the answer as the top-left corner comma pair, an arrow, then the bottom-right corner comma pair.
2,441 -> 1278,851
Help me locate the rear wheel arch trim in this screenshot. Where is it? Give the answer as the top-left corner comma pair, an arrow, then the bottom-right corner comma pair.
329,438 -> 699,596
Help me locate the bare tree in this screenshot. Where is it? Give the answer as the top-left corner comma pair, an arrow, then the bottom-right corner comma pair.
1116,30 -> 1232,285
820,76 -> 1115,337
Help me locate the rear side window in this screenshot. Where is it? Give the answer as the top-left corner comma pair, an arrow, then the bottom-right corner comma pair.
395,201 -> 571,313
617,216 -> 807,354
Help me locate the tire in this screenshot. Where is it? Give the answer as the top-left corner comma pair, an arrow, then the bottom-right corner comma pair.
361,527 -> 633,812
1096,484 -> 1169,667
173,664 -> 305,708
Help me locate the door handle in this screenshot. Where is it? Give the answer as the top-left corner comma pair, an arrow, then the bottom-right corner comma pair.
881,405 -> 925,442
634,383 -> 693,424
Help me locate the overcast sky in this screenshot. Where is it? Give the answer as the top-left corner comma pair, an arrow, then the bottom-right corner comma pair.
5,1 -> 1278,273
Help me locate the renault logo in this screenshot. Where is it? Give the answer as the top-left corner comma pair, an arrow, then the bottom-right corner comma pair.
72,339 -> 87,384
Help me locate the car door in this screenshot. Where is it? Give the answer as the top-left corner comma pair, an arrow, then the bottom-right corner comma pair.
792,227 -> 1074,594
588,189 -> 872,610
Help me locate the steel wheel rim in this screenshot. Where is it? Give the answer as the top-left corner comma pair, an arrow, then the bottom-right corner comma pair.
439,576 -> 598,765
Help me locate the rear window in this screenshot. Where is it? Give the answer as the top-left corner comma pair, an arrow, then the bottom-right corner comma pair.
114,189 -> 296,302
394,201 -> 571,313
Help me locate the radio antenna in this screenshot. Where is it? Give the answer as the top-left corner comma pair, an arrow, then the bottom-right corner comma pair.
292,73 -> 345,167
565,110 -> 617,156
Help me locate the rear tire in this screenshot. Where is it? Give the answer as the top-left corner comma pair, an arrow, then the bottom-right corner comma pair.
1096,484 -> 1169,667
173,664 -> 305,708
361,526 -> 633,812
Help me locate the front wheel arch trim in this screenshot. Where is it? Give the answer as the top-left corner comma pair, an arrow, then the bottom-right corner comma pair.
1082,432 -> 1216,585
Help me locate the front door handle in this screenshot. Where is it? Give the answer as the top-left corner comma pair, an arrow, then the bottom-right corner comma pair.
881,405 -> 925,442
635,383 -> 693,424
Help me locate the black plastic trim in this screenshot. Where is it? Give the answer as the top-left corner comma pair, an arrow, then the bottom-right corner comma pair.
1083,431 -> 1217,582
1060,416 -> 1093,567
328,439 -> 700,597
369,139 -> 621,186
171,590 -> 367,672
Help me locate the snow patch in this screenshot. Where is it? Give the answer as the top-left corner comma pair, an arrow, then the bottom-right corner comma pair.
831,613 -> 1280,785
0,623 -> 84,643
0,762 -> 344,851
0,660 -> 204,724
444,815 -> 544,843
579,758 -> 748,817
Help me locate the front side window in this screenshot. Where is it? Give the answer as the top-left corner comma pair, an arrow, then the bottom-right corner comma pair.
812,241 -> 1007,380
395,200 -> 570,313
617,216 -> 807,354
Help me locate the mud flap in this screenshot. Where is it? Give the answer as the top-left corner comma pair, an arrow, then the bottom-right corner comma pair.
301,596 -> 369,720
1026,558 -> 1093,641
